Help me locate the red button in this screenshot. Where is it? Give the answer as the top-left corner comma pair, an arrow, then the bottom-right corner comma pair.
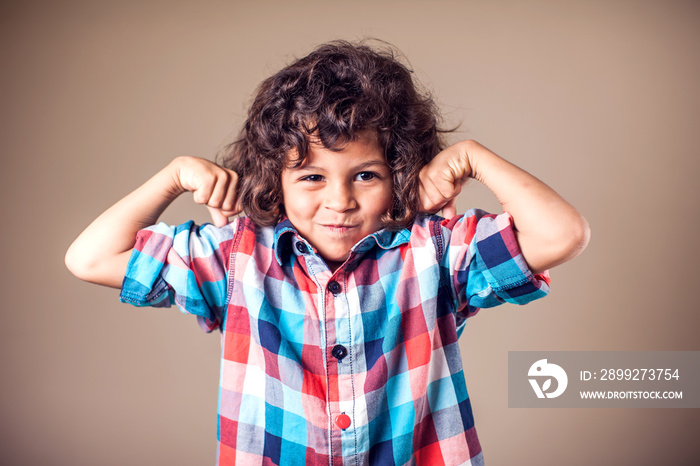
335,413 -> 352,429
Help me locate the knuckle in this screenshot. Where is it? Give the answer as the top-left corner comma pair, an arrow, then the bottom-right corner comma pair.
192,192 -> 206,204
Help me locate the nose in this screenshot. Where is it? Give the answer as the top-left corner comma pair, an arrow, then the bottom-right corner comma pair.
323,180 -> 357,212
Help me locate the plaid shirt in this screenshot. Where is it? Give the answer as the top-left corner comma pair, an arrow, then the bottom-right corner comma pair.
120,210 -> 550,466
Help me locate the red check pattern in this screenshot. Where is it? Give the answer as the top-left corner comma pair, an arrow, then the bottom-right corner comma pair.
120,210 -> 550,465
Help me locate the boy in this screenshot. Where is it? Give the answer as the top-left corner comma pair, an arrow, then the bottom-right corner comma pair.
66,41 -> 589,465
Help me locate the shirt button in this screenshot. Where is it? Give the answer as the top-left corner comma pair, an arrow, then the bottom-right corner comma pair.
328,281 -> 341,294
332,345 -> 348,360
296,242 -> 308,254
335,413 -> 352,430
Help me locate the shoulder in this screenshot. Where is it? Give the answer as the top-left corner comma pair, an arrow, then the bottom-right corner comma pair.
408,209 -> 491,244
408,213 -> 448,234
138,216 -> 270,259
403,210 -> 511,268
395,214 -> 446,264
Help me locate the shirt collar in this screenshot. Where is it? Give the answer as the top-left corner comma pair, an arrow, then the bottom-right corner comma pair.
272,217 -> 411,266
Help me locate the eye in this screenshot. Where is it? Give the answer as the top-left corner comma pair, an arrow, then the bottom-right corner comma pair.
355,171 -> 377,182
300,174 -> 324,182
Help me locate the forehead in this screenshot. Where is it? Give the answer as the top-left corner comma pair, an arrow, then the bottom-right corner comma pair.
286,130 -> 386,168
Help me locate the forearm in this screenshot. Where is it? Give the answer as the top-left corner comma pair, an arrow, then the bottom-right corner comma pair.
65,159 -> 185,288
464,140 -> 590,273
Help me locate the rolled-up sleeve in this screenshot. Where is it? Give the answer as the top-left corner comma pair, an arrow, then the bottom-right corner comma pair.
119,219 -> 236,332
441,209 -> 551,316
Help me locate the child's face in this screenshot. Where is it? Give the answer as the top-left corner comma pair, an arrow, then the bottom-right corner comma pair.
281,131 -> 393,269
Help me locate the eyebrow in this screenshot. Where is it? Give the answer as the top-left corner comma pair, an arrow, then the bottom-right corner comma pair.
293,160 -> 389,172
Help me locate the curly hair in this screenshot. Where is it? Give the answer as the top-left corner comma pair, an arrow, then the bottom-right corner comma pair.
218,39 -> 451,229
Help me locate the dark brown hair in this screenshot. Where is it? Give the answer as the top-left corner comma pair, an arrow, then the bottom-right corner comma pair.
219,39 -> 450,229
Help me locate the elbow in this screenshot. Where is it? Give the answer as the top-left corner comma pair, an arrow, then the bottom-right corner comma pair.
566,213 -> 591,260
527,213 -> 591,274
64,243 -> 96,282
65,243 -> 130,288
550,212 -> 591,267
64,244 -> 85,280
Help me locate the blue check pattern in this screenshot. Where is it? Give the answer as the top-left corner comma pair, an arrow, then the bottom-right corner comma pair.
120,210 -> 550,465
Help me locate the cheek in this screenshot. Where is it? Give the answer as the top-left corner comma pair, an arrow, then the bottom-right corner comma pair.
362,187 -> 393,226
282,189 -> 316,220
287,202 -> 312,221
373,184 -> 394,212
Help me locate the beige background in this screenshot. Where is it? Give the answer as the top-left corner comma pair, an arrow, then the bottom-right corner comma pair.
2,0 -> 699,465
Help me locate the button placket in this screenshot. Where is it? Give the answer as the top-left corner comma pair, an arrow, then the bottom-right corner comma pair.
325,274 -> 354,441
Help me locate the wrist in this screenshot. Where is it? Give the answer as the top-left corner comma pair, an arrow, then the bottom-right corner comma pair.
452,139 -> 478,180
457,139 -> 493,184
162,156 -> 191,199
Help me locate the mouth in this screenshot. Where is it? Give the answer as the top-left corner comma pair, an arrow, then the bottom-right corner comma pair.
322,224 -> 358,234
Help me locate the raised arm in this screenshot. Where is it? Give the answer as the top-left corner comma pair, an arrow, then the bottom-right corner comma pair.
418,140 -> 590,273
65,156 -> 241,288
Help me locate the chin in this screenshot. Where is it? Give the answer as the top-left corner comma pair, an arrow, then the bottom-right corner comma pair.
326,254 -> 350,264
321,249 -> 351,264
